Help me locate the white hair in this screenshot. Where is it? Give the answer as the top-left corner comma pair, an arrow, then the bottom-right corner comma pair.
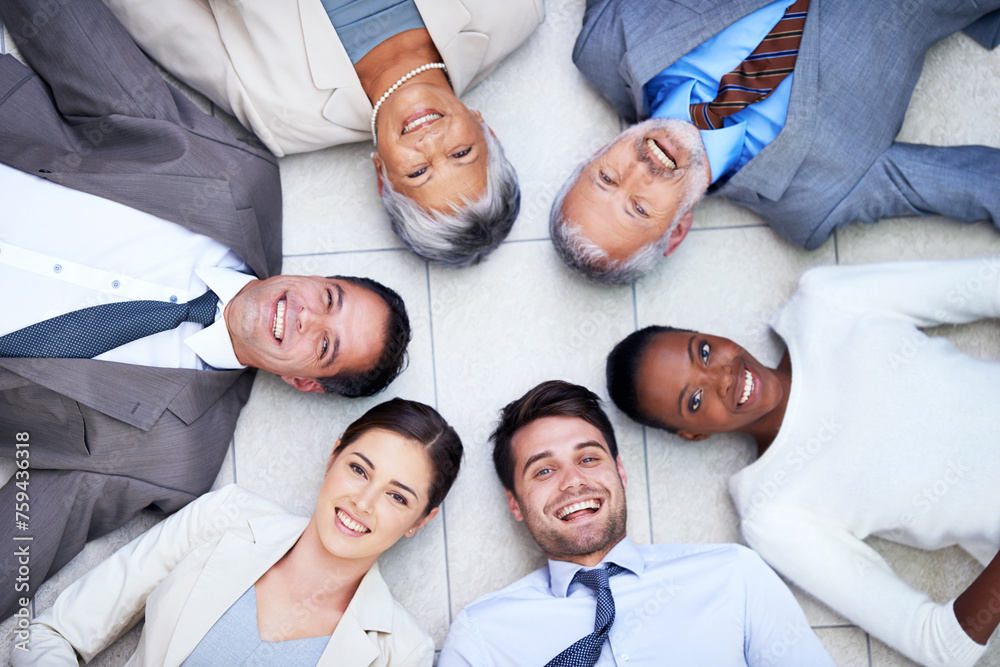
378,120 -> 520,268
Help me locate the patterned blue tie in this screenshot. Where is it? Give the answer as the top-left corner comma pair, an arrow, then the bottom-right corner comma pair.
545,564 -> 626,667
0,290 -> 218,358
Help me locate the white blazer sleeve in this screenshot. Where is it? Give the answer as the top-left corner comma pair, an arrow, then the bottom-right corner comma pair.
10,485 -> 250,666
742,503 -> 988,667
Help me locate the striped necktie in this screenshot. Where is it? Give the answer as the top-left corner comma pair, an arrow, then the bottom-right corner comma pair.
0,290 -> 218,358
545,564 -> 626,667
690,0 -> 809,130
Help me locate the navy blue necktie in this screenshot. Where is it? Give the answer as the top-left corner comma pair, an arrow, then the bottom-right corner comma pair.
0,290 -> 218,358
545,564 -> 626,667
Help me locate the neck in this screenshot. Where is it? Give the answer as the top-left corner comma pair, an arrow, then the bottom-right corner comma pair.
355,28 -> 451,103
744,350 -> 792,457
271,517 -> 373,609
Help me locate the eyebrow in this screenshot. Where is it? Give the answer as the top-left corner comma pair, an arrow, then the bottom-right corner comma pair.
352,452 -> 419,500
677,335 -> 696,416
322,284 -> 344,369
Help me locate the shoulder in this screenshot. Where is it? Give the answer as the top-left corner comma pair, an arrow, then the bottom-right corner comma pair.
451,565 -> 552,627
636,541 -> 758,570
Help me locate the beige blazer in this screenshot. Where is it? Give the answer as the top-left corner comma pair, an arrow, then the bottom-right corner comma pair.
103,0 -> 545,156
12,485 -> 433,667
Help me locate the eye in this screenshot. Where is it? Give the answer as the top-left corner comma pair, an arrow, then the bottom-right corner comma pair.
320,338 -> 329,359
407,167 -> 427,178
689,389 -> 703,413
633,201 -> 647,217
534,467 -> 552,478
600,171 -> 614,185
581,456 -> 599,465
452,148 -> 471,158
350,463 -> 367,478
326,289 -> 333,309
699,341 -> 711,364
390,492 -> 408,505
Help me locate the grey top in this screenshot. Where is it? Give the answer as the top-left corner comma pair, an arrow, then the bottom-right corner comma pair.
181,586 -> 330,666
322,0 -> 427,65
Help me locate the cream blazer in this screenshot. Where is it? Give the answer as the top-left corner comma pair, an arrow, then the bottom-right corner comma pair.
12,485 -> 434,667
103,0 -> 545,155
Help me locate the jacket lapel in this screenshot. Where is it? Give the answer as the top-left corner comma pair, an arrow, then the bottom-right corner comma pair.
415,0 -> 486,96
319,562 -> 396,667
163,514 -> 308,666
0,358 -> 245,430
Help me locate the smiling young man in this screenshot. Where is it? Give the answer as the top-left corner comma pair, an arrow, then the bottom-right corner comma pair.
606,259 -> 1000,667
0,0 -> 410,622
551,0 -> 1000,284
438,380 -> 833,666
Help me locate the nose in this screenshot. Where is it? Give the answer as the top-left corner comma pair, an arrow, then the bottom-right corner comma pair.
706,360 -> 735,398
354,485 -> 378,515
558,466 -> 587,492
621,158 -> 656,187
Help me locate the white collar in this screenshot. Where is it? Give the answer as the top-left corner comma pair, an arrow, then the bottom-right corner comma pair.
184,267 -> 255,369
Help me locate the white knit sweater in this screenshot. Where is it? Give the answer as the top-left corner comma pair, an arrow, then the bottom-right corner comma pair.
728,258 -> 1000,667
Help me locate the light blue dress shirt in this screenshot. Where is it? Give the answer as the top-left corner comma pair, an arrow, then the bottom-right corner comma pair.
321,0 -> 426,65
439,537 -> 834,666
644,0 -> 797,185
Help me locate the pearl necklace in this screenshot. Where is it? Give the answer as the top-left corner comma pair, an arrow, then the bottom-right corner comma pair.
370,62 -> 447,147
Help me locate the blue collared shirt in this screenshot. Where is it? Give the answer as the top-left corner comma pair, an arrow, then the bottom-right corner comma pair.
644,0 -> 797,184
439,537 -> 834,666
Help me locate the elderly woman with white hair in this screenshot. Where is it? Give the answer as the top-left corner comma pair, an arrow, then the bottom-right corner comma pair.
104,0 -> 542,266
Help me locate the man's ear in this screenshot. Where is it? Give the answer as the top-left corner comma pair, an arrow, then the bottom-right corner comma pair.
282,376 -> 325,393
664,211 -> 694,257
407,506 -> 440,537
615,455 -> 628,491
371,153 -> 385,196
677,430 -> 710,442
505,489 -> 524,522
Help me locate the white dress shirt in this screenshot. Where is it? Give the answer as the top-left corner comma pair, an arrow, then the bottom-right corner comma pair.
0,163 -> 249,369
439,537 -> 834,666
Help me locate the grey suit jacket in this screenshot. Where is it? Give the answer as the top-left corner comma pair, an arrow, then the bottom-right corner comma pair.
0,0 -> 282,617
574,0 -> 1000,248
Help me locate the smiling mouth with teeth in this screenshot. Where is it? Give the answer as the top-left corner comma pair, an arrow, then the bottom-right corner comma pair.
272,298 -> 286,341
337,508 -> 371,534
402,113 -> 443,134
737,368 -> 754,407
646,138 -> 677,170
556,499 -> 602,521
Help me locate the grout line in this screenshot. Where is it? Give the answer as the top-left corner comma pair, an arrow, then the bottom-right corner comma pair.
632,282 -> 655,543
811,624 -> 861,629
425,261 -> 453,626
866,632 -> 872,666
282,247 -> 409,259
833,228 -> 840,264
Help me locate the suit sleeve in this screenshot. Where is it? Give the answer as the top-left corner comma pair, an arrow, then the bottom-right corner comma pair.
742,504 -> 988,667
816,142 -> 1000,246
9,485 -> 252,666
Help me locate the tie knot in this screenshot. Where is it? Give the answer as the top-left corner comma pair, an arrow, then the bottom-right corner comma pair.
187,290 -> 219,326
572,563 -> 625,592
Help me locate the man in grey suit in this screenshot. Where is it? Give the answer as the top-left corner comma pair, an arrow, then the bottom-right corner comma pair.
550,0 -> 1000,284
0,0 -> 411,618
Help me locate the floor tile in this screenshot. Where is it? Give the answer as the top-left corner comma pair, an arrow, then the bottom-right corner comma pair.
812,626 -> 871,667
430,240 -> 651,616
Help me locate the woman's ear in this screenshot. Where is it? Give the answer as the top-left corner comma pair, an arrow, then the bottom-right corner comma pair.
371,153 -> 385,196
325,440 -> 342,474
407,506 -> 440,537
677,430 -> 710,442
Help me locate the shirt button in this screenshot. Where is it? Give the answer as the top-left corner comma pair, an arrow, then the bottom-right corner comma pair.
621,655 -> 629,662
169,295 -> 178,303
111,280 -> 120,289
53,264 -> 62,273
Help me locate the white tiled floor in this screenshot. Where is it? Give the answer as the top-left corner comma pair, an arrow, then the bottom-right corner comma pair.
3,2 -> 1000,666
